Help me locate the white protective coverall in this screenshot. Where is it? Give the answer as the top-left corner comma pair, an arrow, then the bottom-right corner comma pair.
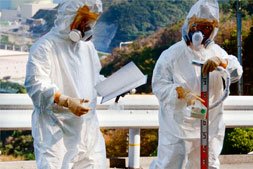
150,0 -> 243,169
24,0 -> 106,169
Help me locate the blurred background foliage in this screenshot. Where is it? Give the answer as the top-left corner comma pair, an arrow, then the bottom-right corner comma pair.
0,131 -> 35,160
1,128 -> 252,159
99,0 -> 196,50
0,80 -> 26,93
222,128 -> 253,154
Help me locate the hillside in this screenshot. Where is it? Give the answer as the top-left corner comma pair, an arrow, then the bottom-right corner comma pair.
98,0 -> 196,51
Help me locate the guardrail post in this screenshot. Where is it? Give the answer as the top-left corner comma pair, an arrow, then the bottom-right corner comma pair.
128,128 -> 140,169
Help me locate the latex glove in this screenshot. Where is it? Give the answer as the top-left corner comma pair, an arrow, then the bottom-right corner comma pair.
202,56 -> 228,76
176,87 -> 205,106
54,92 -> 91,117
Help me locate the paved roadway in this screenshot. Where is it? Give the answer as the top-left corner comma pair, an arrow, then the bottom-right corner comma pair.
0,155 -> 252,169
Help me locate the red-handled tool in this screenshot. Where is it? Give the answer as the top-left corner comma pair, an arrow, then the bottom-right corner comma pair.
192,60 -> 230,169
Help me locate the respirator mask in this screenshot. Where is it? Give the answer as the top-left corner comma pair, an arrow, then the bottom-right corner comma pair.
189,31 -> 204,50
69,4 -> 100,42
69,21 -> 96,42
184,22 -> 214,49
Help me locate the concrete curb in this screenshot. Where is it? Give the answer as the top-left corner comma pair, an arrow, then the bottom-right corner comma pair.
219,154 -> 253,164
0,155 -> 253,169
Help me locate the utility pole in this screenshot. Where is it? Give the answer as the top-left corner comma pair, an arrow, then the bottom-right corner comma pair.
237,0 -> 243,95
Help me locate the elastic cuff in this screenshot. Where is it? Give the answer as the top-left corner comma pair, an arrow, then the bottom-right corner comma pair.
221,56 -> 232,70
54,92 -> 61,104
220,59 -> 228,69
172,84 -> 183,103
176,87 -> 184,99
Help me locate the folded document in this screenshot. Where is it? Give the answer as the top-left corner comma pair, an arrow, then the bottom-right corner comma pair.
95,62 -> 147,104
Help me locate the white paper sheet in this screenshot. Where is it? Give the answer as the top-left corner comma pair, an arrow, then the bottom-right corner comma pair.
95,62 -> 147,104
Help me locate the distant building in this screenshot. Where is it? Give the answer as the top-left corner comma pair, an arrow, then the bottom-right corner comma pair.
11,0 -> 54,9
1,0 -> 55,10
0,49 -> 28,84
0,0 -> 57,20
0,9 -> 19,21
20,3 -> 57,18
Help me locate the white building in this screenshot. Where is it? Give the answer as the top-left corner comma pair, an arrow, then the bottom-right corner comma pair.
20,3 -> 57,18
0,0 -> 57,21
0,49 -> 28,84
11,0 -> 54,9
0,9 -> 19,21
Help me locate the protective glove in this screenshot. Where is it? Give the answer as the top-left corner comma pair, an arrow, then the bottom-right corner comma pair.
54,92 -> 91,117
176,87 -> 205,106
202,56 -> 228,76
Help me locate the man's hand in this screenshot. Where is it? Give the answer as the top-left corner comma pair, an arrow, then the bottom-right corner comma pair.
54,93 -> 91,117
202,56 -> 228,75
176,87 -> 205,106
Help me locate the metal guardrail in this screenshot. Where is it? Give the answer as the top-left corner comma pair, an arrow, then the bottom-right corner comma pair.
1,94 -> 253,129
0,94 -> 253,168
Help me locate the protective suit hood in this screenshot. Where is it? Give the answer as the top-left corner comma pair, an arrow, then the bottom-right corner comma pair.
182,0 -> 219,45
52,0 -> 102,39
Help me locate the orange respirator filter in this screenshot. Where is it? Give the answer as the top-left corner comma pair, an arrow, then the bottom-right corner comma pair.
70,4 -> 100,30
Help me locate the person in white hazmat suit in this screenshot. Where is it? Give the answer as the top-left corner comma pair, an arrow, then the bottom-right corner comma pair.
150,0 -> 243,169
24,0 -> 107,168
